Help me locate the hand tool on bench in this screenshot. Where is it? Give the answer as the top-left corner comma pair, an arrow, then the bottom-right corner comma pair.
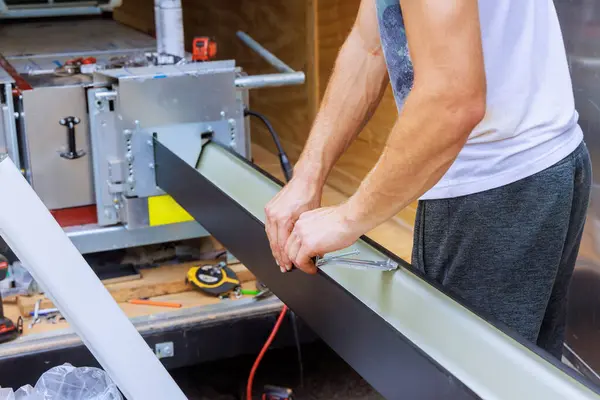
0,256 -> 21,342
29,299 -> 42,329
186,261 -> 240,296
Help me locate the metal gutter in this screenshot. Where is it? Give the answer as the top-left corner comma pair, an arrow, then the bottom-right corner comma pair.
154,137 -> 600,400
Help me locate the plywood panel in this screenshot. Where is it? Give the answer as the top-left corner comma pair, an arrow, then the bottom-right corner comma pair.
112,0 -> 156,36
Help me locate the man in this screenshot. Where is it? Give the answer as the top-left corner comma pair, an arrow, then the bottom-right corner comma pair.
264,0 -> 591,359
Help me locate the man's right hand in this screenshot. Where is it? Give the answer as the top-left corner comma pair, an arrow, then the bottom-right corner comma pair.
265,177 -> 322,272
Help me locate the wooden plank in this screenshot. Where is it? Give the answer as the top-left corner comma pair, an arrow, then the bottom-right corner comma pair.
101,273 -> 142,286
8,280 -> 259,336
17,262 -> 255,316
112,0 -> 156,36
306,0 -> 320,120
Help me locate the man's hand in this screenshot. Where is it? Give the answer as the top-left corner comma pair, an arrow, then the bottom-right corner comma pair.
264,0 -> 388,273
285,205 -> 364,274
265,177 -> 322,272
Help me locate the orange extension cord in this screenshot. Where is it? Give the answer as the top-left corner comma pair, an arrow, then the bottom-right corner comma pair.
245,110 -> 296,400
246,305 -> 289,400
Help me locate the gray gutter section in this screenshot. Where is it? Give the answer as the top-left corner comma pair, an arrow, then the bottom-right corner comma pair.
160,137 -> 600,400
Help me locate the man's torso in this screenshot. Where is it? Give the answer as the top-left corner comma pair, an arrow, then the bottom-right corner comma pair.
375,0 -> 583,199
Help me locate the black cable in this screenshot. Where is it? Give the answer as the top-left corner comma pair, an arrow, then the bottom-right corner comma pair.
290,311 -> 305,388
244,108 -> 304,389
244,109 -> 293,182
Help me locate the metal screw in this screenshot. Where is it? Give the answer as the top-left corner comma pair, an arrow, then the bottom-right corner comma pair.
220,111 -> 226,118
149,163 -> 155,169
155,342 -> 175,359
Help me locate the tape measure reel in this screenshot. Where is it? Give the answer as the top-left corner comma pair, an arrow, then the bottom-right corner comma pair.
186,262 -> 240,296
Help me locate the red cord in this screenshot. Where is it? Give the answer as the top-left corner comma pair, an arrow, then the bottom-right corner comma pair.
247,305 -> 289,400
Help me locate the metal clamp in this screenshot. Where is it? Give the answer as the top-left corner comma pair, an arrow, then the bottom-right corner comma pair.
234,31 -> 305,90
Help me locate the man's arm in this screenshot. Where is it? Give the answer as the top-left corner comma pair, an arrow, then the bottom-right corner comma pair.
286,0 -> 487,273
344,0 -> 486,232
293,0 -> 389,186
265,0 -> 388,272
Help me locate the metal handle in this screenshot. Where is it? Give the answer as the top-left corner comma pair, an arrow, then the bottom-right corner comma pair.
236,31 -> 294,73
59,116 -> 85,160
235,31 -> 305,90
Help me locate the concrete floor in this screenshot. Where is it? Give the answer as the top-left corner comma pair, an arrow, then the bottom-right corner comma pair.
171,341 -> 383,400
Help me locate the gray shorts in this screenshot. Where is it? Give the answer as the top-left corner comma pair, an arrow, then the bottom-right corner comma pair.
412,141 -> 592,359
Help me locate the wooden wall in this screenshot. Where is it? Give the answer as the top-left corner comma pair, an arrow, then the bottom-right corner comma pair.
113,0 -> 416,228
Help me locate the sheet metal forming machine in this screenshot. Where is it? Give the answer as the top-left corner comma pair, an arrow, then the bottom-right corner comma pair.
0,23 -> 303,256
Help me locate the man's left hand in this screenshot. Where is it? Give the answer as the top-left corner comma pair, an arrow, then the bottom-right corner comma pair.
284,205 -> 364,274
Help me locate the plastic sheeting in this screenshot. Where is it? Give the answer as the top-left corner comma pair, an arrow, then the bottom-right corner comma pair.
0,364 -> 122,400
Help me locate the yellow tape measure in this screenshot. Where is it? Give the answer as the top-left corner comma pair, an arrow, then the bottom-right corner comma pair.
186,262 -> 240,296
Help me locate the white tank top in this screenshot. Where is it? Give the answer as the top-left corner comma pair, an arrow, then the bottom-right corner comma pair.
375,0 -> 583,199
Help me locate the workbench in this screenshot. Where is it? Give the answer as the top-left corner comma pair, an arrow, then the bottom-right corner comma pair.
0,143 -> 412,389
